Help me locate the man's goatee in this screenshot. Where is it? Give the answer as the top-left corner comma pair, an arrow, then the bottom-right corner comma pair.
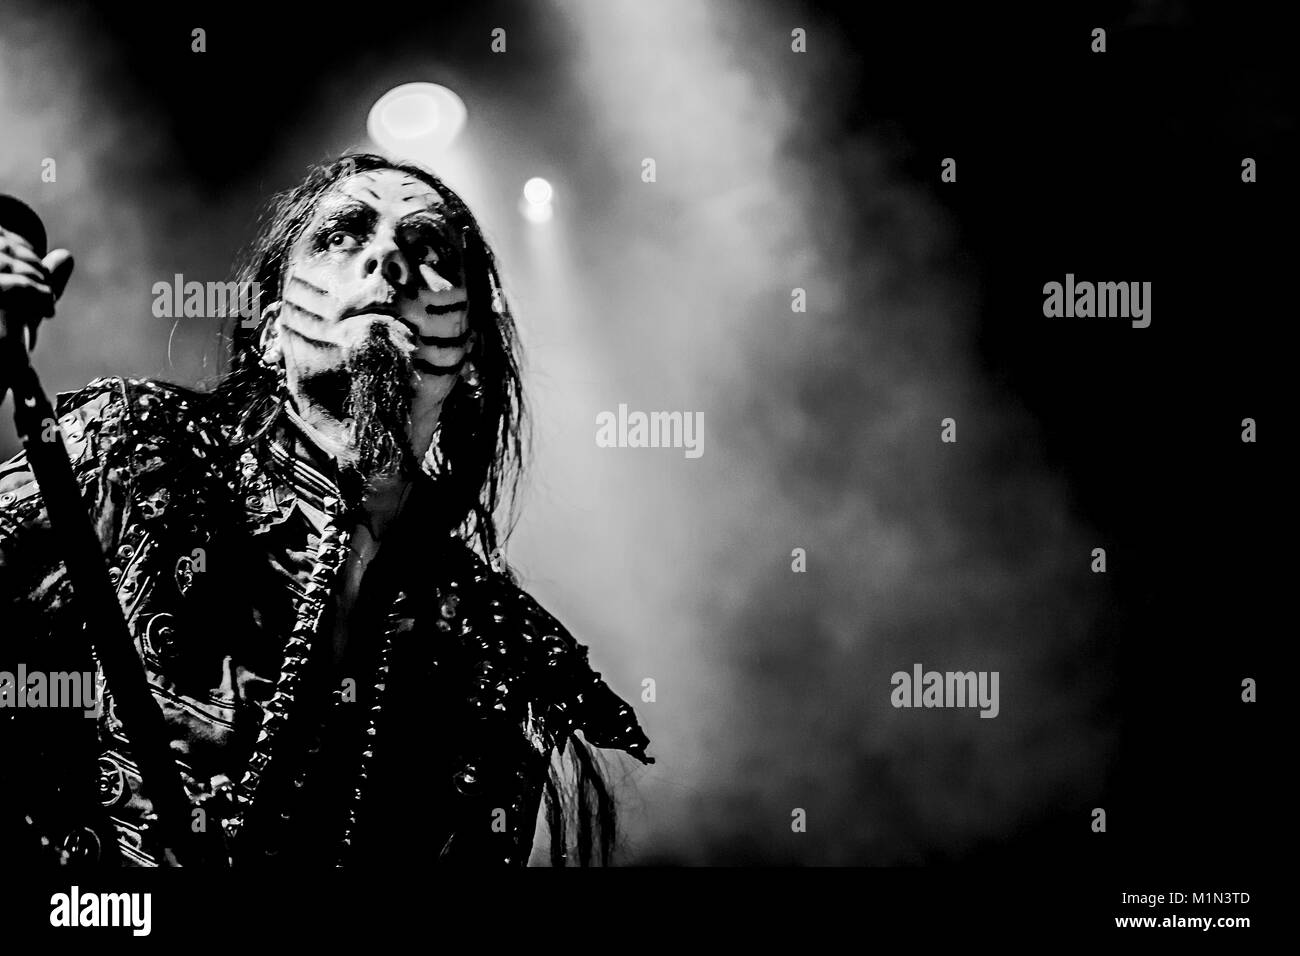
342,324 -> 418,482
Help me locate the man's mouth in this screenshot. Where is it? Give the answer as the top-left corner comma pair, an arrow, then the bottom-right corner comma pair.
341,302 -> 401,321
341,304 -> 417,347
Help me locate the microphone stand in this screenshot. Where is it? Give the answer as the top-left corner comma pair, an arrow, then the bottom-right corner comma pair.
1,258 -> 194,867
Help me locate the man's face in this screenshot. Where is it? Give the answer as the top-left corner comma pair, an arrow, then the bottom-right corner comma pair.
268,168 -> 472,477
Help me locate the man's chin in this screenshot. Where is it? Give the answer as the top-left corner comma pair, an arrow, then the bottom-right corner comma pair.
344,315 -> 417,356
343,324 -> 418,482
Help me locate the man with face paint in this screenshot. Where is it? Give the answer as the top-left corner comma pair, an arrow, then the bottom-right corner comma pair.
0,154 -> 652,868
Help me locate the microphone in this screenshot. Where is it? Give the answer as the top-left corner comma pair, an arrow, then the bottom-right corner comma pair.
0,194 -> 49,258
0,195 -> 79,359
0,195 -> 52,358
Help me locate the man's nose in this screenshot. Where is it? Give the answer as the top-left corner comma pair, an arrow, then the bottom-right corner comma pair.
363,237 -> 412,289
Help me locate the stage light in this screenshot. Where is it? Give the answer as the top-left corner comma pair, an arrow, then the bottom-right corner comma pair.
523,177 -> 553,205
519,177 -> 554,223
367,83 -> 467,159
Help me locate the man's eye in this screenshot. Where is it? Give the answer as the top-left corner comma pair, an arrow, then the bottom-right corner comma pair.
327,231 -> 359,250
411,242 -> 439,264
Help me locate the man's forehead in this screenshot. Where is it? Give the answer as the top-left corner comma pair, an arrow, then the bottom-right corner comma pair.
327,169 -> 448,218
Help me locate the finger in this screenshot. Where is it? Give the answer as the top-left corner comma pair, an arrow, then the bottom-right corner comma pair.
0,274 -> 52,297
418,263 -> 461,295
42,249 -> 74,300
0,237 -> 45,268
0,228 -> 35,255
0,258 -> 49,284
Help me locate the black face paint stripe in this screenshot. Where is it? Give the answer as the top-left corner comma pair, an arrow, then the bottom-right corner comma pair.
415,357 -> 464,376
282,322 -> 343,351
425,300 -> 468,315
283,298 -> 328,324
419,329 -> 471,348
289,275 -> 330,297
361,187 -> 381,201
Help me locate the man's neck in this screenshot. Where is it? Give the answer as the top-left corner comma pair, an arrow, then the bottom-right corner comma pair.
279,400 -> 416,540
282,401 -> 357,471
359,473 -> 413,541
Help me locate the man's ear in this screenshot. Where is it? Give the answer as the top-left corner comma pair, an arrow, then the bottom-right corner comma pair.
258,303 -> 283,363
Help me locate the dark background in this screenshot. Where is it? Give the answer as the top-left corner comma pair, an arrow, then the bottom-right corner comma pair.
0,0 -> 1286,867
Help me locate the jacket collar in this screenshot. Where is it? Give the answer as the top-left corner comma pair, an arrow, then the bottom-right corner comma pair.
241,400 -> 440,537
237,401 -> 347,533
270,403 -> 349,515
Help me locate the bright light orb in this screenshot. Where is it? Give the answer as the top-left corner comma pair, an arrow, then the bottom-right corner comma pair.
367,83 -> 467,158
523,177 -> 554,205
519,177 -> 554,223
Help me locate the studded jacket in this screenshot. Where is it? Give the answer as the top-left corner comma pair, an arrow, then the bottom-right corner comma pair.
0,376 -> 652,867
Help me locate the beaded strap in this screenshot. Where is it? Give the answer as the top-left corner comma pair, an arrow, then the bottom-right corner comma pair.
333,589 -> 410,865
222,505 -> 351,857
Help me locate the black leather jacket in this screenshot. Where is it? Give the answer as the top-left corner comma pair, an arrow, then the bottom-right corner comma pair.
0,376 -> 651,866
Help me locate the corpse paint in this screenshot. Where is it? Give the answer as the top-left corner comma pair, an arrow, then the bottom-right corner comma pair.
1042,274 -> 1152,328
267,168 -> 476,467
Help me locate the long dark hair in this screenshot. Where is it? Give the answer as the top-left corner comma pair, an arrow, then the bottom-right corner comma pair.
213,153 -> 618,865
